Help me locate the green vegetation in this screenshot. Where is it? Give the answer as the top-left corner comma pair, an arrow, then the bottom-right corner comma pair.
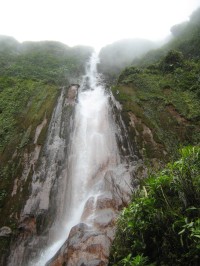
116,50 -> 200,121
0,36 -> 93,85
0,36 -> 92,252
0,37 -> 92,158
0,78 -> 58,153
109,146 -> 200,266
111,8 -> 200,162
108,7 -> 200,266
112,59 -> 200,161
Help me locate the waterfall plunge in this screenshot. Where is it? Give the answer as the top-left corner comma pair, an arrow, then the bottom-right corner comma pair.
25,52 -> 133,266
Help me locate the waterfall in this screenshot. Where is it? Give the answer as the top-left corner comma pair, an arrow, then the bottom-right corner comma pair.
8,52 -> 135,266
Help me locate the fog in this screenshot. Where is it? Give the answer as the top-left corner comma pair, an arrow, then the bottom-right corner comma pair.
98,38 -> 158,77
0,0 -> 200,50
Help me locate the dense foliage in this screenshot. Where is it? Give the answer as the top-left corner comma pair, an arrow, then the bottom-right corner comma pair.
0,37 -> 92,155
109,146 -> 200,266
0,36 -> 93,85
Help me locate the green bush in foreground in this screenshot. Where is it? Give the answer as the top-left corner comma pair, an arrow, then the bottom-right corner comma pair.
109,146 -> 200,266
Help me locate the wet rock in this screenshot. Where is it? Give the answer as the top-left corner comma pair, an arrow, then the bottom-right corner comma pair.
47,194 -> 122,265
45,162 -> 132,265
103,171 -> 132,208
93,208 -> 116,229
96,196 -> 118,210
81,197 -> 96,221
18,215 -> 36,235
0,226 -> 12,237
81,195 -> 119,227
66,84 -> 79,105
47,223 -> 111,266
34,117 -> 48,144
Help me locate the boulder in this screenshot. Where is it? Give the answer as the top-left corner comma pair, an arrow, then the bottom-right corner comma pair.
47,223 -> 111,266
0,226 -> 12,237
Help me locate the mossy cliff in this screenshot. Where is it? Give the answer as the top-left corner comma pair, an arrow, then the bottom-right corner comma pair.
105,7 -> 200,266
106,8 -> 200,167
0,37 -> 92,263
112,61 -> 200,165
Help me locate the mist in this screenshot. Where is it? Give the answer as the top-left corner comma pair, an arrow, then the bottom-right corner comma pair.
0,0 -> 199,50
98,39 -> 159,78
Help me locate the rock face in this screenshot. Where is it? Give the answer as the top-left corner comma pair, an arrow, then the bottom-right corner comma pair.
47,223 -> 111,266
6,53 -> 137,266
44,73 -> 136,266
45,56 -> 136,266
46,159 -> 135,266
6,85 -> 79,266
7,81 -> 134,266
18,215 -> 36,235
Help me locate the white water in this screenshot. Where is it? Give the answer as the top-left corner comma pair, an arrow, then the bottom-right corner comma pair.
29,52 -> 130,266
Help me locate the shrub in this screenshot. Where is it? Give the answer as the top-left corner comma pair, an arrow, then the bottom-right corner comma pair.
160,50 -> 184,73
109,146 -> 200,266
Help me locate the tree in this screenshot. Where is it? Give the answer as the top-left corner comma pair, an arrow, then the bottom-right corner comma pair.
160,50 -> 184,73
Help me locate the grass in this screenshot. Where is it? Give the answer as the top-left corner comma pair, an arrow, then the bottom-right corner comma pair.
0,77 -> 58,155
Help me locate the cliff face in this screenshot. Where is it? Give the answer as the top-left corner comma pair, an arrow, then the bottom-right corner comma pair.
4,51 -> 138,266
0,38 -> 92,265
6,85 -> 79,266
112,71 -> 200,167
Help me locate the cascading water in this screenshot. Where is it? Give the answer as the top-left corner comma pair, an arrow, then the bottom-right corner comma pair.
8,52 -> 136,266
35,52 -> 123,265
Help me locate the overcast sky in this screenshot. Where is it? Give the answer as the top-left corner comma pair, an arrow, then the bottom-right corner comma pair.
0,0 -> 200,49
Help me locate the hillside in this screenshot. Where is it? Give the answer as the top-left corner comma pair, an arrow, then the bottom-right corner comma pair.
132,7 -> 200,67
108,7 -> 200,266
0,37 -> 92,263
0,37 -> 93,158
0,36 -> 93,84
111,8 -> 200,165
